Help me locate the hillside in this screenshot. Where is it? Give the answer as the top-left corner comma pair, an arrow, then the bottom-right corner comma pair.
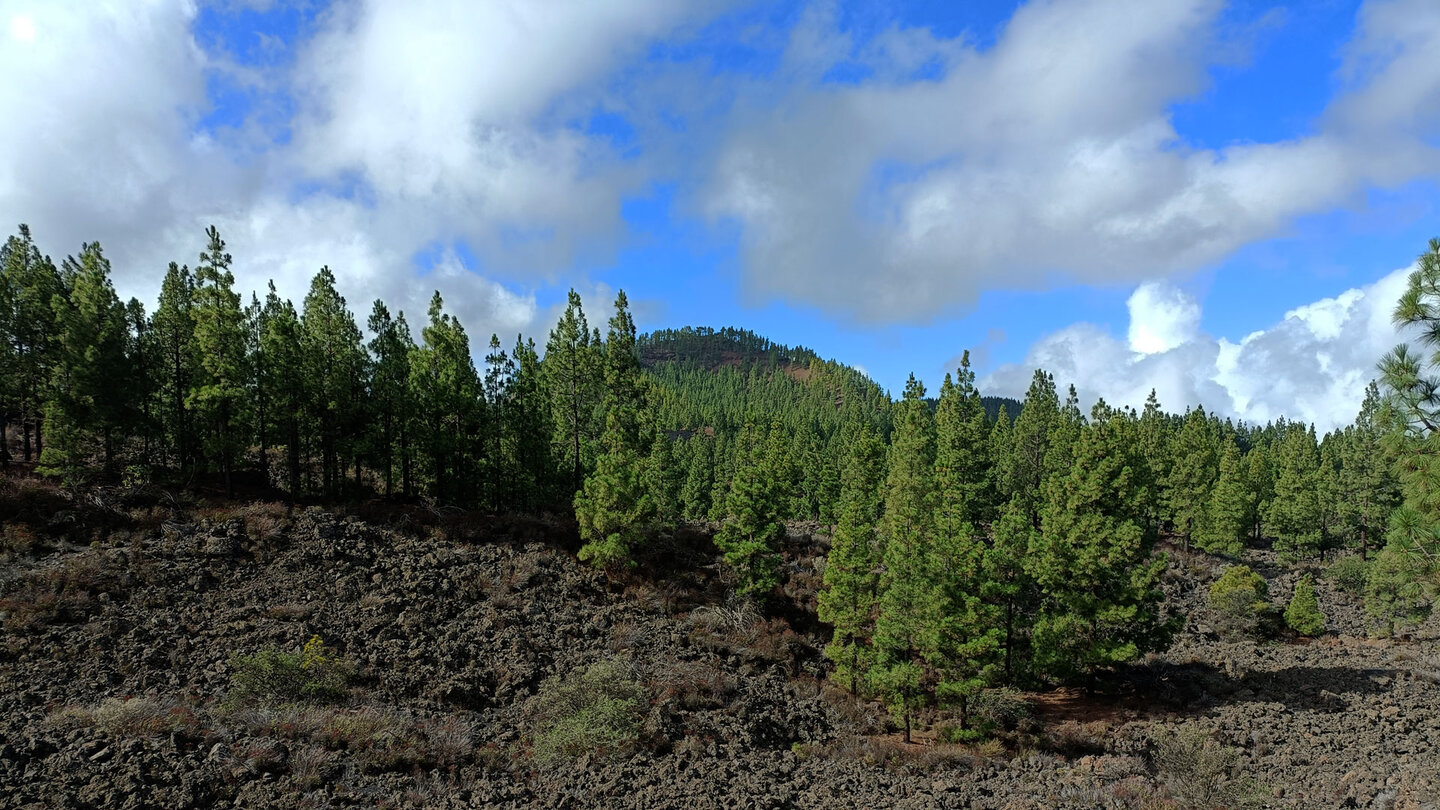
1,483 -> 1438,808
638,327 -> 890,436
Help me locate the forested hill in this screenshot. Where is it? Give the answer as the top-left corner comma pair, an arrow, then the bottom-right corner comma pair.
981,396 -> 1021,423
637,326 -> 891,438
637,326 -> 825,372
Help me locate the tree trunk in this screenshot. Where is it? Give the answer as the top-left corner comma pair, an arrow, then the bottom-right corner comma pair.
287,419 -> 301,503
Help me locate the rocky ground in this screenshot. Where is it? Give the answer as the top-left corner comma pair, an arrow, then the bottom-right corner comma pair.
0,482 -> 1438,809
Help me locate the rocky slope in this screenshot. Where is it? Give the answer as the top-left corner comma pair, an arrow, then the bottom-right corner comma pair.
1,497 -> 1437,809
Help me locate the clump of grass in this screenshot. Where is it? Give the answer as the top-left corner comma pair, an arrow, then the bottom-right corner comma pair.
48,696 -> 203,738
528,659 -> 645,764
1,553 -> 130,631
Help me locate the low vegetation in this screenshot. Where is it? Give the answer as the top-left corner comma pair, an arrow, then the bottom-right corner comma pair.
527,659 -> 646,764
228,636 -> 353,706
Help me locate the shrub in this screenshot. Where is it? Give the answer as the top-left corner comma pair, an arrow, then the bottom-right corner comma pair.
1,524 -> 43,555
970,687 -> 1031,733
0,554 -> 128,631
1327,555 -> 1370,595
229,635 -> 352,706
528,659 -> 645,764
1207,565 -> 1273,640
1151,725 -> 1261,808
937,723 -> 986,744
1284,575 -> 1325,636
1364,547 -> 1434,637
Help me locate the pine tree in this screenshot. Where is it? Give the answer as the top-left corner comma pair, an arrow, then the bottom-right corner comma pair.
476,334 -> 513,509
934,351 -> 995,529
151,262 -> 198,473
546,290 -> 600,494
0,225 -> 62,461
1136,390 -> 1171,533
259,287 -> 305,497
929,355 -> 1001,723
123,297 -> 156,467
1003,369 -> 1061,528
39,243 -> 130,483
1363,547 -> 1432,636
1197,441 -> 1249,556
1266,425 -> 1324,560
1284,574 -> 1325,636
646,431 -> 684,525
577,291 -> 657,566
245,292 -> 271,484
367,301 -> 413,498
1376,238 -> 1440,594
301,267 -> 368,496
1245,444 -> 1273,543
1027,402 -> 1171,688
714,422 -> 786,596
576,410 -> 655,567
1165,406 -> 1220,550
680,436 -> 715,520
818,425 -> 886,695
507,335 -> 552,510
410,292 -> 479,504
190,226 -> 247,496
984,498 -> 1037,684
1337,383 -> 1399,559
871,375 -> 936,743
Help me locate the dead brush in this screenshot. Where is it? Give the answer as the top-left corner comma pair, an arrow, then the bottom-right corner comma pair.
687,594 -> 762,641
0,552 -> 130,631
266,602 -> 315,622
820,683 -> 890,737
48,696 -> 204,738
609,620 -> 645,652
202,502 -> 290,548
1046,720 -> 1111,758
649,659 -> 737,710
288,744 -> 336,789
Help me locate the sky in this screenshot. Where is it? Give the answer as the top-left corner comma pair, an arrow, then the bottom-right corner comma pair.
2,0 -> 1439,431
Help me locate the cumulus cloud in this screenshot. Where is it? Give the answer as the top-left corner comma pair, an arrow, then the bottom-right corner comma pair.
979,268 -> 1411,431
288,0 -> 727,275
1127,282 -> 1201,354
0,1 -> 224,273
698,0 -> 1440,322
0,0 -> 725,347
3,0 -> 1439,355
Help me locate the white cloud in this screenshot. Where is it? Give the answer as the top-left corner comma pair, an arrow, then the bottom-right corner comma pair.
697,0 -> 1440,322
288,0 -> 729,277
980,267 -> 1412,431
1127,281 -> 1201,354
0,1 -> 222,275
3,0 -> 1439,362
0,0 -> 724,348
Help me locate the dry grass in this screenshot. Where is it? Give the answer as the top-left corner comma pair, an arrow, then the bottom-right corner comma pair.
48,696 -> 204,738
231,704 -> 473,774
649,658 -> 737,710
1,552 -> 134,631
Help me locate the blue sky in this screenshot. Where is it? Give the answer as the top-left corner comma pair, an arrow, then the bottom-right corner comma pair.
3,0 -> 1439,428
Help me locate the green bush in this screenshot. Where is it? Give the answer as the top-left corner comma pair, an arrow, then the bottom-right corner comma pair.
936,724 -> 987,744
229,636 -> 352,705
1364,548 -> 1434,637
1284,575 -> 1325,636
1326,556 -> 1370,595
528,659 -> 645,764
1207,565 -> 1273,640
970,687 -> 1031,732
1151,725 -> 1261,808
